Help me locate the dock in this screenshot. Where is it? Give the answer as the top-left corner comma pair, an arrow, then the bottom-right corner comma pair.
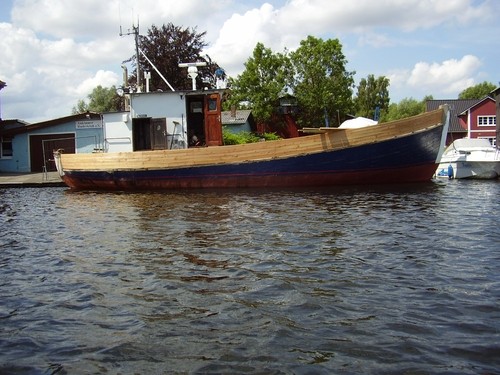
0,172 -> 65,188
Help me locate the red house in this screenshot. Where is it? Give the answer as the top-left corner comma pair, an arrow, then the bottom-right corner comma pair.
458,96 -> 496,144
427,96 -> 497,146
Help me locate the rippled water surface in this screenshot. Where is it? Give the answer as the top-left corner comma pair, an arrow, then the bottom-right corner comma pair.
1,180 -> 499,374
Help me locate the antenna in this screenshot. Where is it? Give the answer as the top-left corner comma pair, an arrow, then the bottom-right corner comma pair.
118,0 -> 122,36
119,21 -> 141,92
117,0 -> 141,92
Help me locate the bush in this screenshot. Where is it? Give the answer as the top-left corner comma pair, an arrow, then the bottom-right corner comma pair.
222,129 -> 281,145
260,132 -> 281,141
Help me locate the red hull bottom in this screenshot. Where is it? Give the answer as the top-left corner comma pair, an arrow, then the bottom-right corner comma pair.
62,163 -> 438,191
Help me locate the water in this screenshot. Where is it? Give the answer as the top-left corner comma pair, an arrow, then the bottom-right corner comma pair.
1,180 -> 499,374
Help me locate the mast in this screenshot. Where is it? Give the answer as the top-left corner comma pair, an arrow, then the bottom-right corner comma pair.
120,22 -> 141,92
134,23 -> 141,92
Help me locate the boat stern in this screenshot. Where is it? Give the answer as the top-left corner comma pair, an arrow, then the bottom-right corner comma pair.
435,104 -> 451,163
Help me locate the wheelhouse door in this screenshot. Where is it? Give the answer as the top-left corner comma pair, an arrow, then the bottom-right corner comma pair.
204,93 -> 222,146
150,118 -> 168,150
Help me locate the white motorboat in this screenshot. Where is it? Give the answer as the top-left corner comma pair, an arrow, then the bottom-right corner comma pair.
436,138 -> 500,179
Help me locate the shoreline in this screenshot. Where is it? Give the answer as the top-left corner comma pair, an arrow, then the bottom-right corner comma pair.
0,172 -> 66,188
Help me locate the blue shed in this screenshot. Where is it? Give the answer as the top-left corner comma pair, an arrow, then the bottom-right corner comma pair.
221,109 -> 255,134
0,112 -> 103,173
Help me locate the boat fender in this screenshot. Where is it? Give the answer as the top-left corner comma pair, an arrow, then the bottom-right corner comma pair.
447,164 -> 454,179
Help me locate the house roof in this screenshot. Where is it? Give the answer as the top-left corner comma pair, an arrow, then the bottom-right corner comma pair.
0,112 -> 101,136
221,109 -> 253,125
0,119 -> 30,131
426,99 -> 480,133
456,96 -> 495,115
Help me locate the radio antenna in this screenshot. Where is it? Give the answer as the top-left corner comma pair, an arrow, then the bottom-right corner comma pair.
119,15 -> 141,92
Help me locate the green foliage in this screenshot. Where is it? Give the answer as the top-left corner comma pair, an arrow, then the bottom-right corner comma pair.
222,129 -> 280,145
381,97 -> 427,122
223,130 -> 259,145
227,36 -> 355,128
458,81 -> 496,99
355,74 -> 390,120
290,36 -> 355,128
72,85 -> 122,114
72,99 -> 88,114
225,43 -> 292,123
260,132 -> 281,141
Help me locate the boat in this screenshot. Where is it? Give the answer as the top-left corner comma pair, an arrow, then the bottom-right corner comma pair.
53,105 -> 450,191
435,138 -> 500,179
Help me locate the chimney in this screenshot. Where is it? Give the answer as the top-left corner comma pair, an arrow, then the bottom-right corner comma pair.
231,105 -> 236,118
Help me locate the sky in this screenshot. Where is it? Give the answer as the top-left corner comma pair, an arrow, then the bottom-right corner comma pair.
0,0 -> 498,123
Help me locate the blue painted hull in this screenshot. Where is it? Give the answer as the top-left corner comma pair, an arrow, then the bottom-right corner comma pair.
61,124 -> 444,190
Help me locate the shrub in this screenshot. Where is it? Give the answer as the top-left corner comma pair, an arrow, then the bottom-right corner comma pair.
222,129 -> 281,145
260,132 -> 281,141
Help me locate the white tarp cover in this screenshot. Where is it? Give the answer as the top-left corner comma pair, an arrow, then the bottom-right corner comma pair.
339,117 -> 378,129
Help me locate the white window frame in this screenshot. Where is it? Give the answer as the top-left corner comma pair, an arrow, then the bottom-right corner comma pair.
0,136 -> 13,159
477,115 -> 496,127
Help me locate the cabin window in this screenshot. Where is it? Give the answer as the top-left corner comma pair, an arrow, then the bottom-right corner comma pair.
1,136 -> 13,158
477,115 -> 496,126
208,98 -> 217,112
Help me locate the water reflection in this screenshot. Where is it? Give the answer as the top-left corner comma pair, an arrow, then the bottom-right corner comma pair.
1,181 -> 499,374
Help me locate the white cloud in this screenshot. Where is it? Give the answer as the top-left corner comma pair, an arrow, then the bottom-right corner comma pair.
73,70 -> 119,97
204,3 -> 281,77
0,23 -> 40,73
407,55 -> 481,95
273,0 -> 488,33
1,0 -> 498,122
205,0 -> 492,78
12,0 -> 120,39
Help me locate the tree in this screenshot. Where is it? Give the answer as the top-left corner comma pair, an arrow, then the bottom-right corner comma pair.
226,36 -> 354,128
290,36 -> 355,128
132,23 -> 224,91
72,85 -> 122,114
458,81 -> 496,99
355,75 -> 390,120
382,96 -> 429,122
225,43 -> 292,123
